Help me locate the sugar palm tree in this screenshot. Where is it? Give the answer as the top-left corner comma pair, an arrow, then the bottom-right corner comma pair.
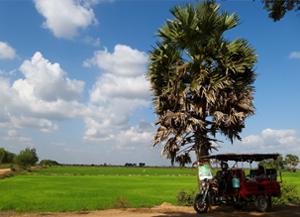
264,0 -> 300,21
176,153 -> 192,167
148,1 -> 257,165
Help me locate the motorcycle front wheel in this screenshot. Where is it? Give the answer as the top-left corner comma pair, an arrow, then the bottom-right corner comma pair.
193,193 -> 209,214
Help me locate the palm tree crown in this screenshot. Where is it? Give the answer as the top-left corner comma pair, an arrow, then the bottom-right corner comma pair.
148,1 -> 257,164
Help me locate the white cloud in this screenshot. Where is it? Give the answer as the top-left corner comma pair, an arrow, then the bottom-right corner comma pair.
84,44 -> 148,77
114,122 -> 154,150
18,52 -> 84,102
261,128 -> 296,139
82,36 -> 100,47
9,116 -> 58,133
237,128 -> 300,156
34,0 -> 97,39
240,135 -> 264,146
90,74 -> 150,103
4,129 -> 32,143
80,0 -> 111,7
289,51 -> 300,59
0,44 -> 156,164
0,52 -> 86,133
83,44 -> 151,142
0,41 -> 16,60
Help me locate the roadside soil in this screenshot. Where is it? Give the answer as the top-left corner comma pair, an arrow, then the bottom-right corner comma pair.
0,168 -> 11,177
1,203 -> 300,217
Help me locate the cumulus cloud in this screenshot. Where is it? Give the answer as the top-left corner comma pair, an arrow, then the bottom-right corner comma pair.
113,122 -> 154,150
83,44 -> 151,142
18,52 -> 84,102
34,0 -> 97,39
82,36 -> 100,47
289,51 -> 300,59
81,121 -> 164,165
4,129 -> 32,143
81,0 -> 111,7
0,41 -> 16,60
234,128 -> 300,156
90,74 -> 150,103
84,45 -> 148,77
0,52 -> 86,133
9,116 -> 58,133
1,44 -> 156,162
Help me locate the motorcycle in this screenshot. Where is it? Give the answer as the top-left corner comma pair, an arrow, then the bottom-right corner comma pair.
193,178 -> 218,213
193,176 -> 240,213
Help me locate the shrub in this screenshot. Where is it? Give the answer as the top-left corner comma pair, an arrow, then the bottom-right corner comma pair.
273,184 -> 300,206
10,164 -> 19,172
39,159 -> 60,167
15,148 -> 38,169
176,190 -> 195,206
114,196 -> 129,208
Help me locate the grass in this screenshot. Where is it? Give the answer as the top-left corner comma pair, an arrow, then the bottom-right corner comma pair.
0,172 -> 197,212
31,166 -> 198,176
0,166 -> 299,212
281,171 -> 300,192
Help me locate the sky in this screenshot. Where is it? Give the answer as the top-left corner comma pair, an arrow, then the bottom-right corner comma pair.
0,0 -> 299,166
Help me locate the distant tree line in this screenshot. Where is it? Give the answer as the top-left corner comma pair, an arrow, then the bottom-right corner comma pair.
0,147 -> 60,171
39,159 -> 60,167
125,162 -> 146,167
259,154 -> 299,172
1,146 -> 298,171
0,147 -> 39,170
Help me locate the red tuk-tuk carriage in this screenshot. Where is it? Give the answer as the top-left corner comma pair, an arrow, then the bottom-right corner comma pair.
194,153 -> 281,214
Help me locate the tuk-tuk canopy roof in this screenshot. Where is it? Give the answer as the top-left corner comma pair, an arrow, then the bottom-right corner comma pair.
200,153 -> 280,162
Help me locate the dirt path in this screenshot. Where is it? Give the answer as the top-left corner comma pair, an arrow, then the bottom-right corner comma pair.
1,203 -> 300,217
0,168 -> 11,177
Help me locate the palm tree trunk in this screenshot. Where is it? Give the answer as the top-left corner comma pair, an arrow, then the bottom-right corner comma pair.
194,131 -> 210,191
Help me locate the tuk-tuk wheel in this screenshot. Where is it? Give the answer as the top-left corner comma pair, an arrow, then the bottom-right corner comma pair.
255,195 -> 270,212
193,193 -> 209,214
233,203 -> 243,210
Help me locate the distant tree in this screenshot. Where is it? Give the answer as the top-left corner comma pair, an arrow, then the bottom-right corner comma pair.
277,154 -> 286,169
263,0 -> 300,21
0,148 -> 6,163
39,159 -> 60,167
4,151 -> 16,164
259,154 -> 285,169
285,154 -> 299,172
0,148 -> 16,164
124,163 -> 137,167
148,1 -> 256,165
15,148 -> 39,169
139,163 -> 146,167
176,153 -> 192,167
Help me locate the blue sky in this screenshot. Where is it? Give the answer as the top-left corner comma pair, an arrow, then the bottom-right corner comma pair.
0,0 -> 299,165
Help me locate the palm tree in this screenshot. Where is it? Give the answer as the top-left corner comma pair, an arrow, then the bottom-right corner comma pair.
176,153 -> 192,167
264,0 -> 300,21
148,1 -> 257,165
